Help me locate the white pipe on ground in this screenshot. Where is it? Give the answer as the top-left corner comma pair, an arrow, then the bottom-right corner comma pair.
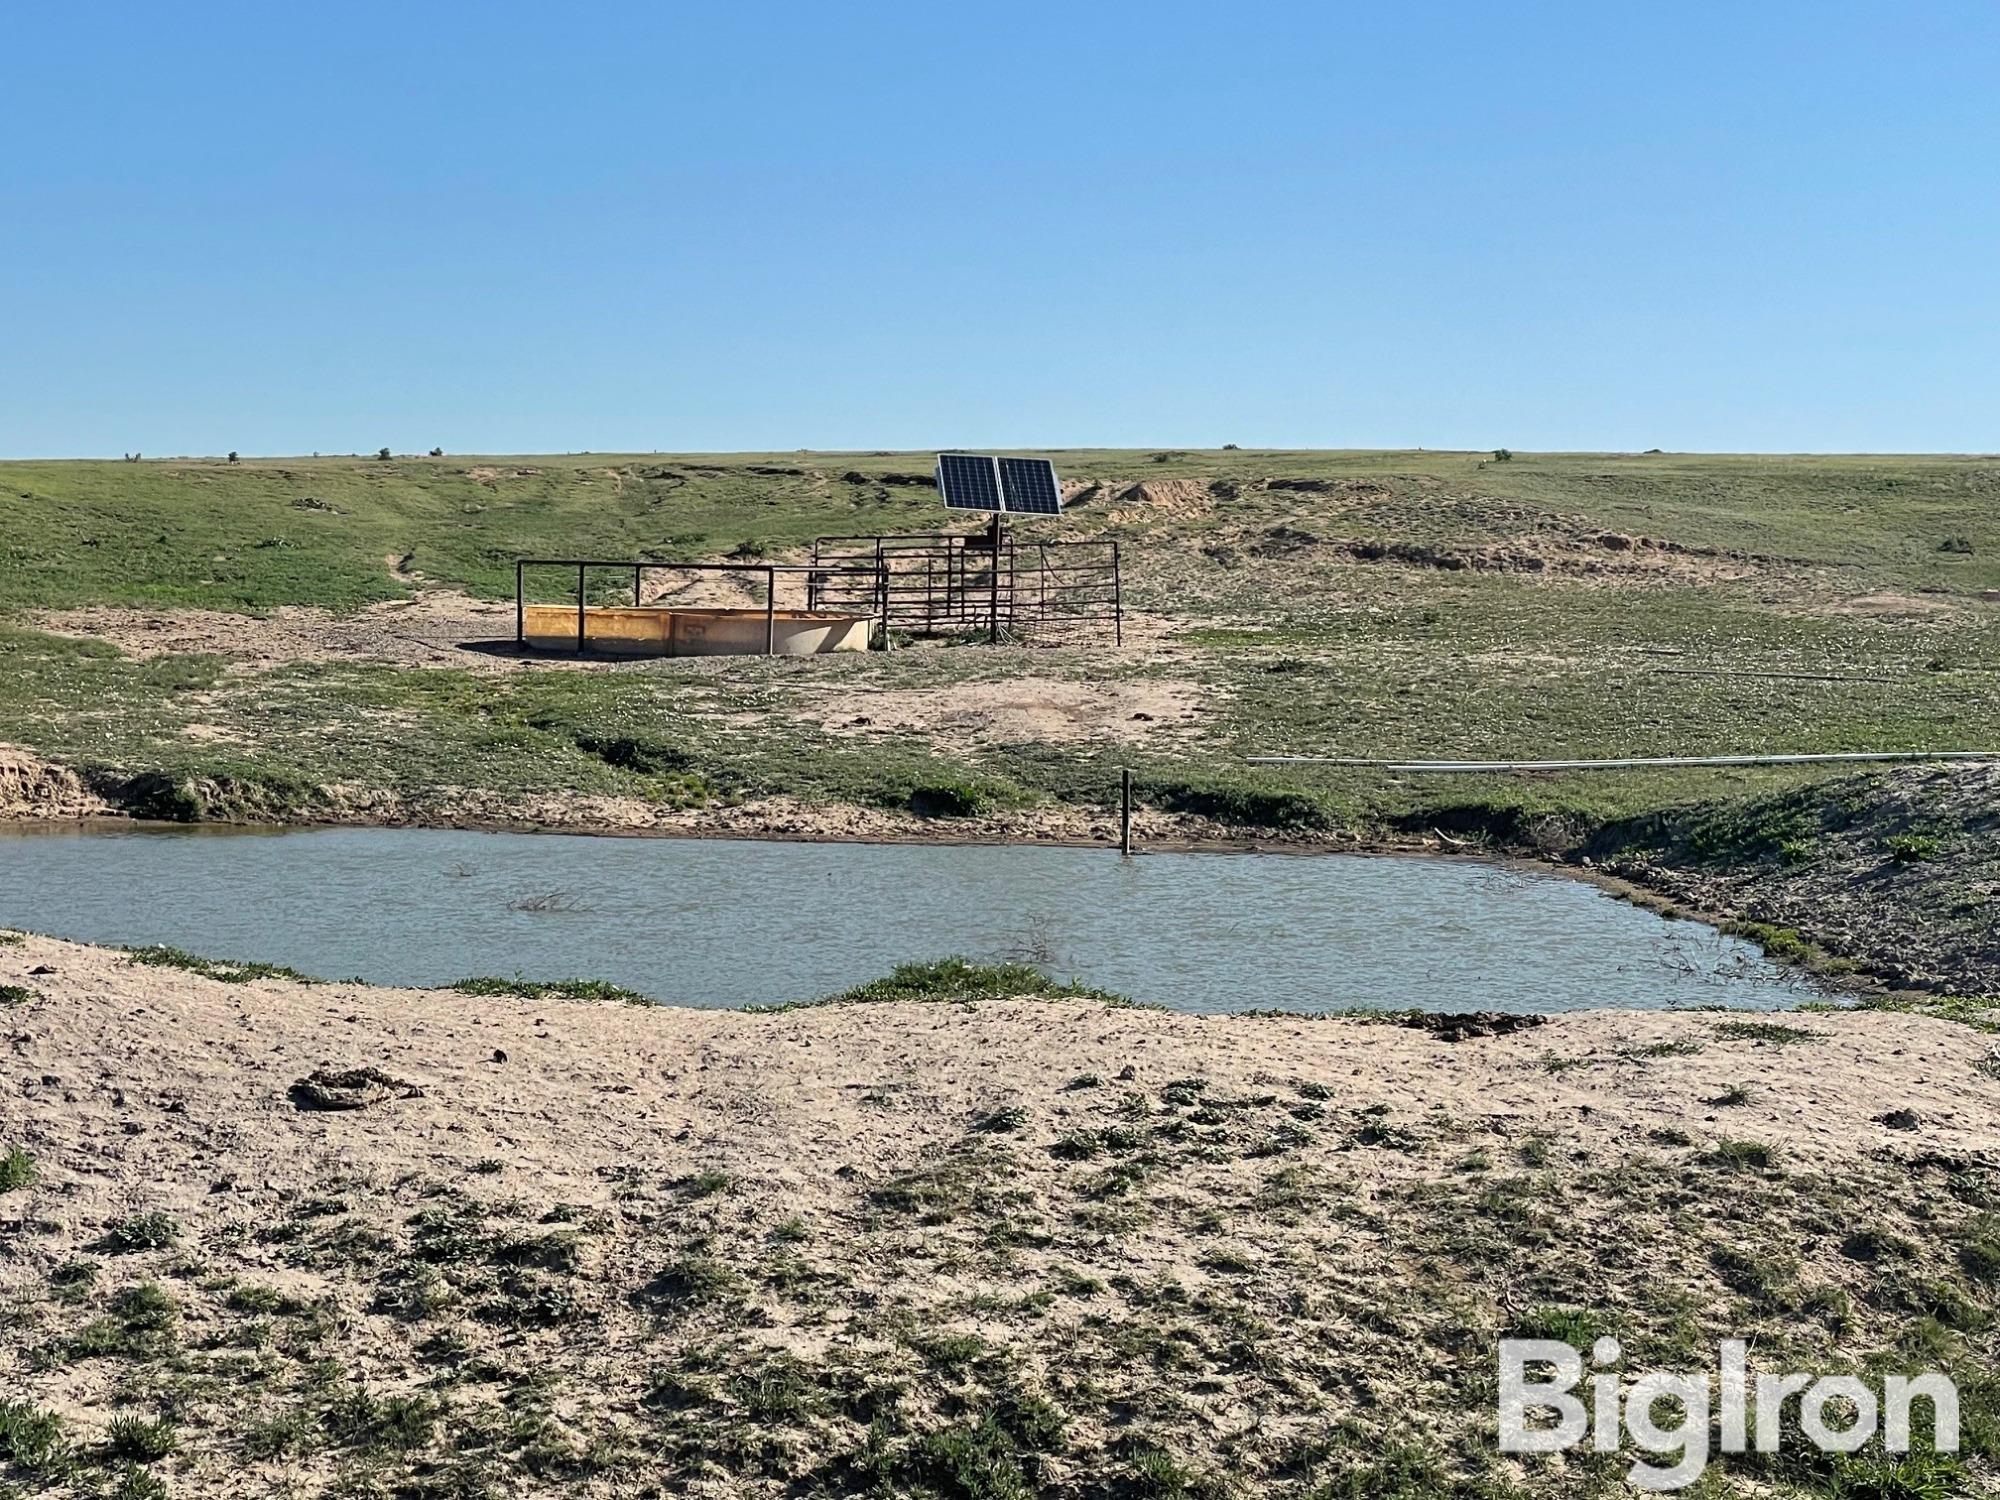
1244,751 -> 1999,772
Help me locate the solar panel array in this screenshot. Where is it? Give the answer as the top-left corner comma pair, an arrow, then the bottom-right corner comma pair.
935,453 -> 1064,515
997,456 -> 1062,514
935,453 -> 1003,511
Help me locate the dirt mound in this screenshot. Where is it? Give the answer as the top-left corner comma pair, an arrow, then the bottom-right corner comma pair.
1102,478 -> 1218,522
1280,531 -> 1769,584
0,745 -> 111,819
1262,477 -> 1390,497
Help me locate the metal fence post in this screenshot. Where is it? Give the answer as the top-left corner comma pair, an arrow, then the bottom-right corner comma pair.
576,563 -> 586,653
1112,541 -> 1123,647
765,566 -> 777,655
1120,767 -> 1134,856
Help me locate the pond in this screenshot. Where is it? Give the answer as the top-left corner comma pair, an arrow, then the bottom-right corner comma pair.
0,825 -> 1821,1014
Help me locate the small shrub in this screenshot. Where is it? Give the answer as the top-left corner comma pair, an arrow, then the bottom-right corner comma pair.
1492,448 -> 1514,461
112,1464 -> 170,1500
1884,833 -> 1944,864
101,1212 -> 180,1252
906,778 -> 994,818
0,984 -> 40,1007
112,1282 -> 180,1331
972,1104 -> 1029,1134
1939,535 -> 1975,555
105,1414 -> 177,1462
675,1169 -> 731,1198
0,1400 -> 69,1476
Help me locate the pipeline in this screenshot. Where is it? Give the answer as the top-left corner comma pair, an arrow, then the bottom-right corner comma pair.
1244,750 -> 1999,773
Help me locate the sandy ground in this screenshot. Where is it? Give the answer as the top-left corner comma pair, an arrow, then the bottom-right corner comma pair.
28,594 -> 527,672
4,931 -> 1997,1495
810,676 -> 1204,748
6,934 -> 1995,1243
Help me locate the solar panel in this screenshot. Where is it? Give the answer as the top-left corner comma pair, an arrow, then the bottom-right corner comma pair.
998,456 -> 1063,514
936,453 -> 1003,511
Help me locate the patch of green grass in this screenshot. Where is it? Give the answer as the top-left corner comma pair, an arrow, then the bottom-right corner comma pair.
1624,1037 -> 1705,1059
449,975 -> 654,1005
69,1282 -> 180,1360
1711,1019 -> 1826,1046
1513,1304 -> 1608,1345
0,984 -> 41,1007
1709,1138 -> 1779,1172
760,957 -> 1124,1011
126,944 -> 317,985
1722,922 -> 1816,964
0,1147 -> 36,1192
1885,832 -> 1945,864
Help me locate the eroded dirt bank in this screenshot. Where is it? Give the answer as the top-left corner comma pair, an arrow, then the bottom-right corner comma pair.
1,934 -> 1997,1497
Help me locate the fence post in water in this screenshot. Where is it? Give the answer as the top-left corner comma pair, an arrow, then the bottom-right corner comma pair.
1120,767 -> 1134,856
576,563 -> 587,653
765,566 -> 777,656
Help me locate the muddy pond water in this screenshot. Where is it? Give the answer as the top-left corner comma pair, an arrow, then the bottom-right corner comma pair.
0,824 -> 1822,1014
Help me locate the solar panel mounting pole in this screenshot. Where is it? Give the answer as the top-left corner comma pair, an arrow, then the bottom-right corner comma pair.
990,456 -> 1004,643
989,513 -> 1002,644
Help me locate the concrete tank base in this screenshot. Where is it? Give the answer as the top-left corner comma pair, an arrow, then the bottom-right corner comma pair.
522,604 -> 871,657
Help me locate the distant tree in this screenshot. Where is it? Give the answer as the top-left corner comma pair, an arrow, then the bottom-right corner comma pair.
376,447 -> 392,461
429,446 -> 444,458
1222,443 -> 1240,450
227,451 -> 240,463
1492,448 -> 1514,462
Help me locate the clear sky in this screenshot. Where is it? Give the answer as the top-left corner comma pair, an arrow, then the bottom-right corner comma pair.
4,2 -> 1995,458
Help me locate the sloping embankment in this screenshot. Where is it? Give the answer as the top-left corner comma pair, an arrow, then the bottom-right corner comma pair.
1589,764 -> 2000,996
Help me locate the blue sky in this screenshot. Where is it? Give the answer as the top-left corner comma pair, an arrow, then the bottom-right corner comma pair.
4,2 -> 1995,457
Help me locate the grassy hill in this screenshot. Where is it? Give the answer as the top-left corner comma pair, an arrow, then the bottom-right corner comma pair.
4,449 -> 1996,609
